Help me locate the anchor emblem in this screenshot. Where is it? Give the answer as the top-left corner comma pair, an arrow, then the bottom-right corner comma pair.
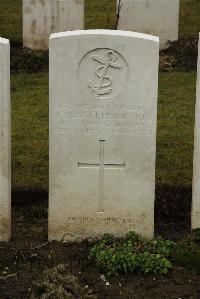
88,50 -> 122,98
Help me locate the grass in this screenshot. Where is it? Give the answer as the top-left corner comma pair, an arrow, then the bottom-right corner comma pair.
12,73 -> 48,192
85,0 -> 117,30
0,0 -> 22,44
179,0 -> 200,38
0,0 -> 198,193
157,72 -> 196,188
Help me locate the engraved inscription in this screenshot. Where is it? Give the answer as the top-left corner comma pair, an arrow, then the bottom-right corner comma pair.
78,140 -> 125,213
53,103 -> 153,136
78,48 -> 129,99
61,217 -> 135,241
67,216 -> 135,224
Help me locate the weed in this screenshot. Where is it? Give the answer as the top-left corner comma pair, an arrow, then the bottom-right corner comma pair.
31,264 -> 96,299
89,232 -> 175,276
173,230 -> 200,274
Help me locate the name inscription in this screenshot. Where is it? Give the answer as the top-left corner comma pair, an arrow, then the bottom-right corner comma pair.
67,216 -> 135,224
53,103 -> 153,136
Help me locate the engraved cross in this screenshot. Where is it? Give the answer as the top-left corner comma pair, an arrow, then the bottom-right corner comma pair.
78,140 -> 126,213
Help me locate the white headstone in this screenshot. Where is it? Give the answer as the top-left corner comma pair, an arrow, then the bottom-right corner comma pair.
23,0 -> 84,50
192,35 -> 200,230
49,30 -> 159,241
117,0 -> 179,50
0,38 -> 11,242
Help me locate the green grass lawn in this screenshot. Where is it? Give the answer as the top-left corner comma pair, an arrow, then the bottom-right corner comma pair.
179,0 -> 200,38
157,72 -> 196,188
0,0 -> 198,193
0,0 -> 22,44
11,73 -> 48,192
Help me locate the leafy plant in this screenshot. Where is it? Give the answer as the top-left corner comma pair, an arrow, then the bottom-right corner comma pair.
173,230 -> 200,274
192,228 -> 200,243
89,231 -> 174,276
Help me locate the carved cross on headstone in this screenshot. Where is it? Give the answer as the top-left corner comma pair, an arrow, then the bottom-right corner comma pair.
78,140 -> 126,213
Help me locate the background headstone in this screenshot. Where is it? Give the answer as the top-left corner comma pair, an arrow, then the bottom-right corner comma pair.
0,38 -> 11,242
49,30 -> 159,242
23,0 -> 85,50
192,35 -> 200,230
117,0 -> 179,50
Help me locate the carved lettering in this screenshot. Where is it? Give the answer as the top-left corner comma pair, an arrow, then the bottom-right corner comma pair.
53,103 -> 152,136
67,216 -> 135,224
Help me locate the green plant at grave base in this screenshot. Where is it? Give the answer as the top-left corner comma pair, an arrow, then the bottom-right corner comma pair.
192,228 -> 200,243
89,231 -> 175,276
173,229 -> 200,274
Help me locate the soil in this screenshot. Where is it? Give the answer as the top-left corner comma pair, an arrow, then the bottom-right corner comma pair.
0,187 -> 200,299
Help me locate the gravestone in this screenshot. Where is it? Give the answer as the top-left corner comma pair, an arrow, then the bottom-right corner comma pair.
49,30 -> 159,241
192,35 -> 200,230
0,38 -> 11,242
117,0 -> 179,50
23,0 -> 84,50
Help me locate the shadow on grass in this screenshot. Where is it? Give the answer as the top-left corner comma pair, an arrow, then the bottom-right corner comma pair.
10,42 -> 48,74
155,185 -> 191,239
12,190 -> 48,206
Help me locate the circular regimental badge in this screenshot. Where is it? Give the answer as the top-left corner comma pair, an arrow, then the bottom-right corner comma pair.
78,48 -> 129,100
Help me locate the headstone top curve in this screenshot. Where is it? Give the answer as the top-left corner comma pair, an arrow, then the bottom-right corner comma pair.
0,37 -> 9,45
50,29 -> 159,43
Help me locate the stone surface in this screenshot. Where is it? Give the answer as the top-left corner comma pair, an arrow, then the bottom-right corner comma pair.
23,0 -> 84,50
192,35 -> 200,230
49,30 -> 159,241
117,0 -> 179,50
0,38 -> 11,242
